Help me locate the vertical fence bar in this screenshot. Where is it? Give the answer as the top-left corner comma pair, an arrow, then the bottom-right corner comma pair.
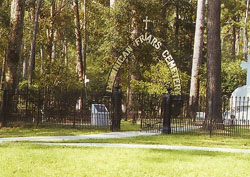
248,97 -> 250,135
234,97 -> 237,136
242,97 -> 245,135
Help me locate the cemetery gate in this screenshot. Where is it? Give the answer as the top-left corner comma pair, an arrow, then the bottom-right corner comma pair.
106,16 -> 183,133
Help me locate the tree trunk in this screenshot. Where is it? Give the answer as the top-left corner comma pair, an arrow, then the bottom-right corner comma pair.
64,39 -> 68,66
51,29 -> 58,61
110,0 -> 115,7
189,0 -> 205,119
5,0 -> 25,90
40,45 -> 44,74
161,0 -> 169,42
243,0 -> 249,60
28,0 -> 42,86
126,8 -> 139,119
82,0 -> 87,82
47,0 -> 55,62
22,57 -> 28,79
74,0 -> 84,81
175,4 -> 179,37
231,25 -> 236,59
231,0 -> 237,59
3,0 -> 25,127
0,50 -> 7,89
206,0 -> 222,124
236,30 -> 240,55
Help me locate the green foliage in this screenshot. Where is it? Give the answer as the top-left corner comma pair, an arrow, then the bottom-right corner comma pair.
0,0 -> 249,98
221,59 -> 246,96
0,1 -> 10,51
130,61 -> 171,94
221,0 -> 246,59
199,59 -> 246,97
37,60 -> 83,90
108,0 -> 195,95
128,61 -> 190,95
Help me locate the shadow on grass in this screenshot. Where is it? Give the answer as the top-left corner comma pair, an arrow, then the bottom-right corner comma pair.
148,148 -> 230,157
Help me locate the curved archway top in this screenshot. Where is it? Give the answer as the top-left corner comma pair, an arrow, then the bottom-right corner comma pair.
106,17 -> 182,96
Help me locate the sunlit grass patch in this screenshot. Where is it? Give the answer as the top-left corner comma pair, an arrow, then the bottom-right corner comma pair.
0,126 -> 109,138
62,133 -> 250,150
0,120 -> 141,138
0,144 -> 250,177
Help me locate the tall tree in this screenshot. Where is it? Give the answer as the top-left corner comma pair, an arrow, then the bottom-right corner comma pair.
243,0 -> 249,60
74,0 -> 84,81
0,50 -> 6,89
231,0 -> 237,59
189,0 -> 205,118
82,0 -> 87,83
2,0 -> 25,127
47,0 -> 55,62
0,1 -> 10,89
110,0 -> 115,7
126,2 -> 140,119
206,0 -> 222,123
5,0 -> 25,90
28,0 -> 42,86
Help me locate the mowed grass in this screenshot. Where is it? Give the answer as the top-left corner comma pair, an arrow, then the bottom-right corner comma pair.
0,120 -> 140,138
1,144 -> 250,177
2,121 -> 250,150
0,126 -> 109,137
62,134 -> 250,150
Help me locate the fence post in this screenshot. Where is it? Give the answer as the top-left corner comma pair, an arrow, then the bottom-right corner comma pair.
111,84 -> 122,132
162,88 -> 171,134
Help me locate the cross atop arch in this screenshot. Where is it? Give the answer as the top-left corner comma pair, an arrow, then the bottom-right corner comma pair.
143,16 -> 152,31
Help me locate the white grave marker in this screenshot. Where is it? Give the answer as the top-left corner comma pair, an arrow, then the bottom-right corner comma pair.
91,104 -> 110,126
230,53 -> 250,123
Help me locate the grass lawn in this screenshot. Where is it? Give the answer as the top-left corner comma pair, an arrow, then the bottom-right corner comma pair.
2,121 -> 250,176
0,144 -> 250,177
0,120 -> 140,138
0,126 -> 110,137
2,120 -> 250,150
61,134 -> 250,150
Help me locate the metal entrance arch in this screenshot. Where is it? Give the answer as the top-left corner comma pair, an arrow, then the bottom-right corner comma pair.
106,31 -> 182,96
106,17 -> 182,132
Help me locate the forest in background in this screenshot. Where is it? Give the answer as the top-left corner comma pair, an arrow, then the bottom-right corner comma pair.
0,0 -> 249,97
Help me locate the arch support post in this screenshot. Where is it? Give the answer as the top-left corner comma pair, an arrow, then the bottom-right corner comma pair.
111,84 -> 122,132
162,88 -> 172,134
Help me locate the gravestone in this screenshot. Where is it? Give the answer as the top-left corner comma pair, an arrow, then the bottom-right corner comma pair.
195,112 -> 205,122
230,54 -> 250,123
91,104 -> 110,126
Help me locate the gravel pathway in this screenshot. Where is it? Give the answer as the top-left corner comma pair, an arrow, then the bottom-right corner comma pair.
0,131 -> 159,143
1,130 -> 250,154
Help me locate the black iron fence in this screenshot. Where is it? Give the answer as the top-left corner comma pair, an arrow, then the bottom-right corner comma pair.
170,95 -> 250,136
0,88 -> 112,129
2,87 -> 250,136
135,93 -> 250,136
